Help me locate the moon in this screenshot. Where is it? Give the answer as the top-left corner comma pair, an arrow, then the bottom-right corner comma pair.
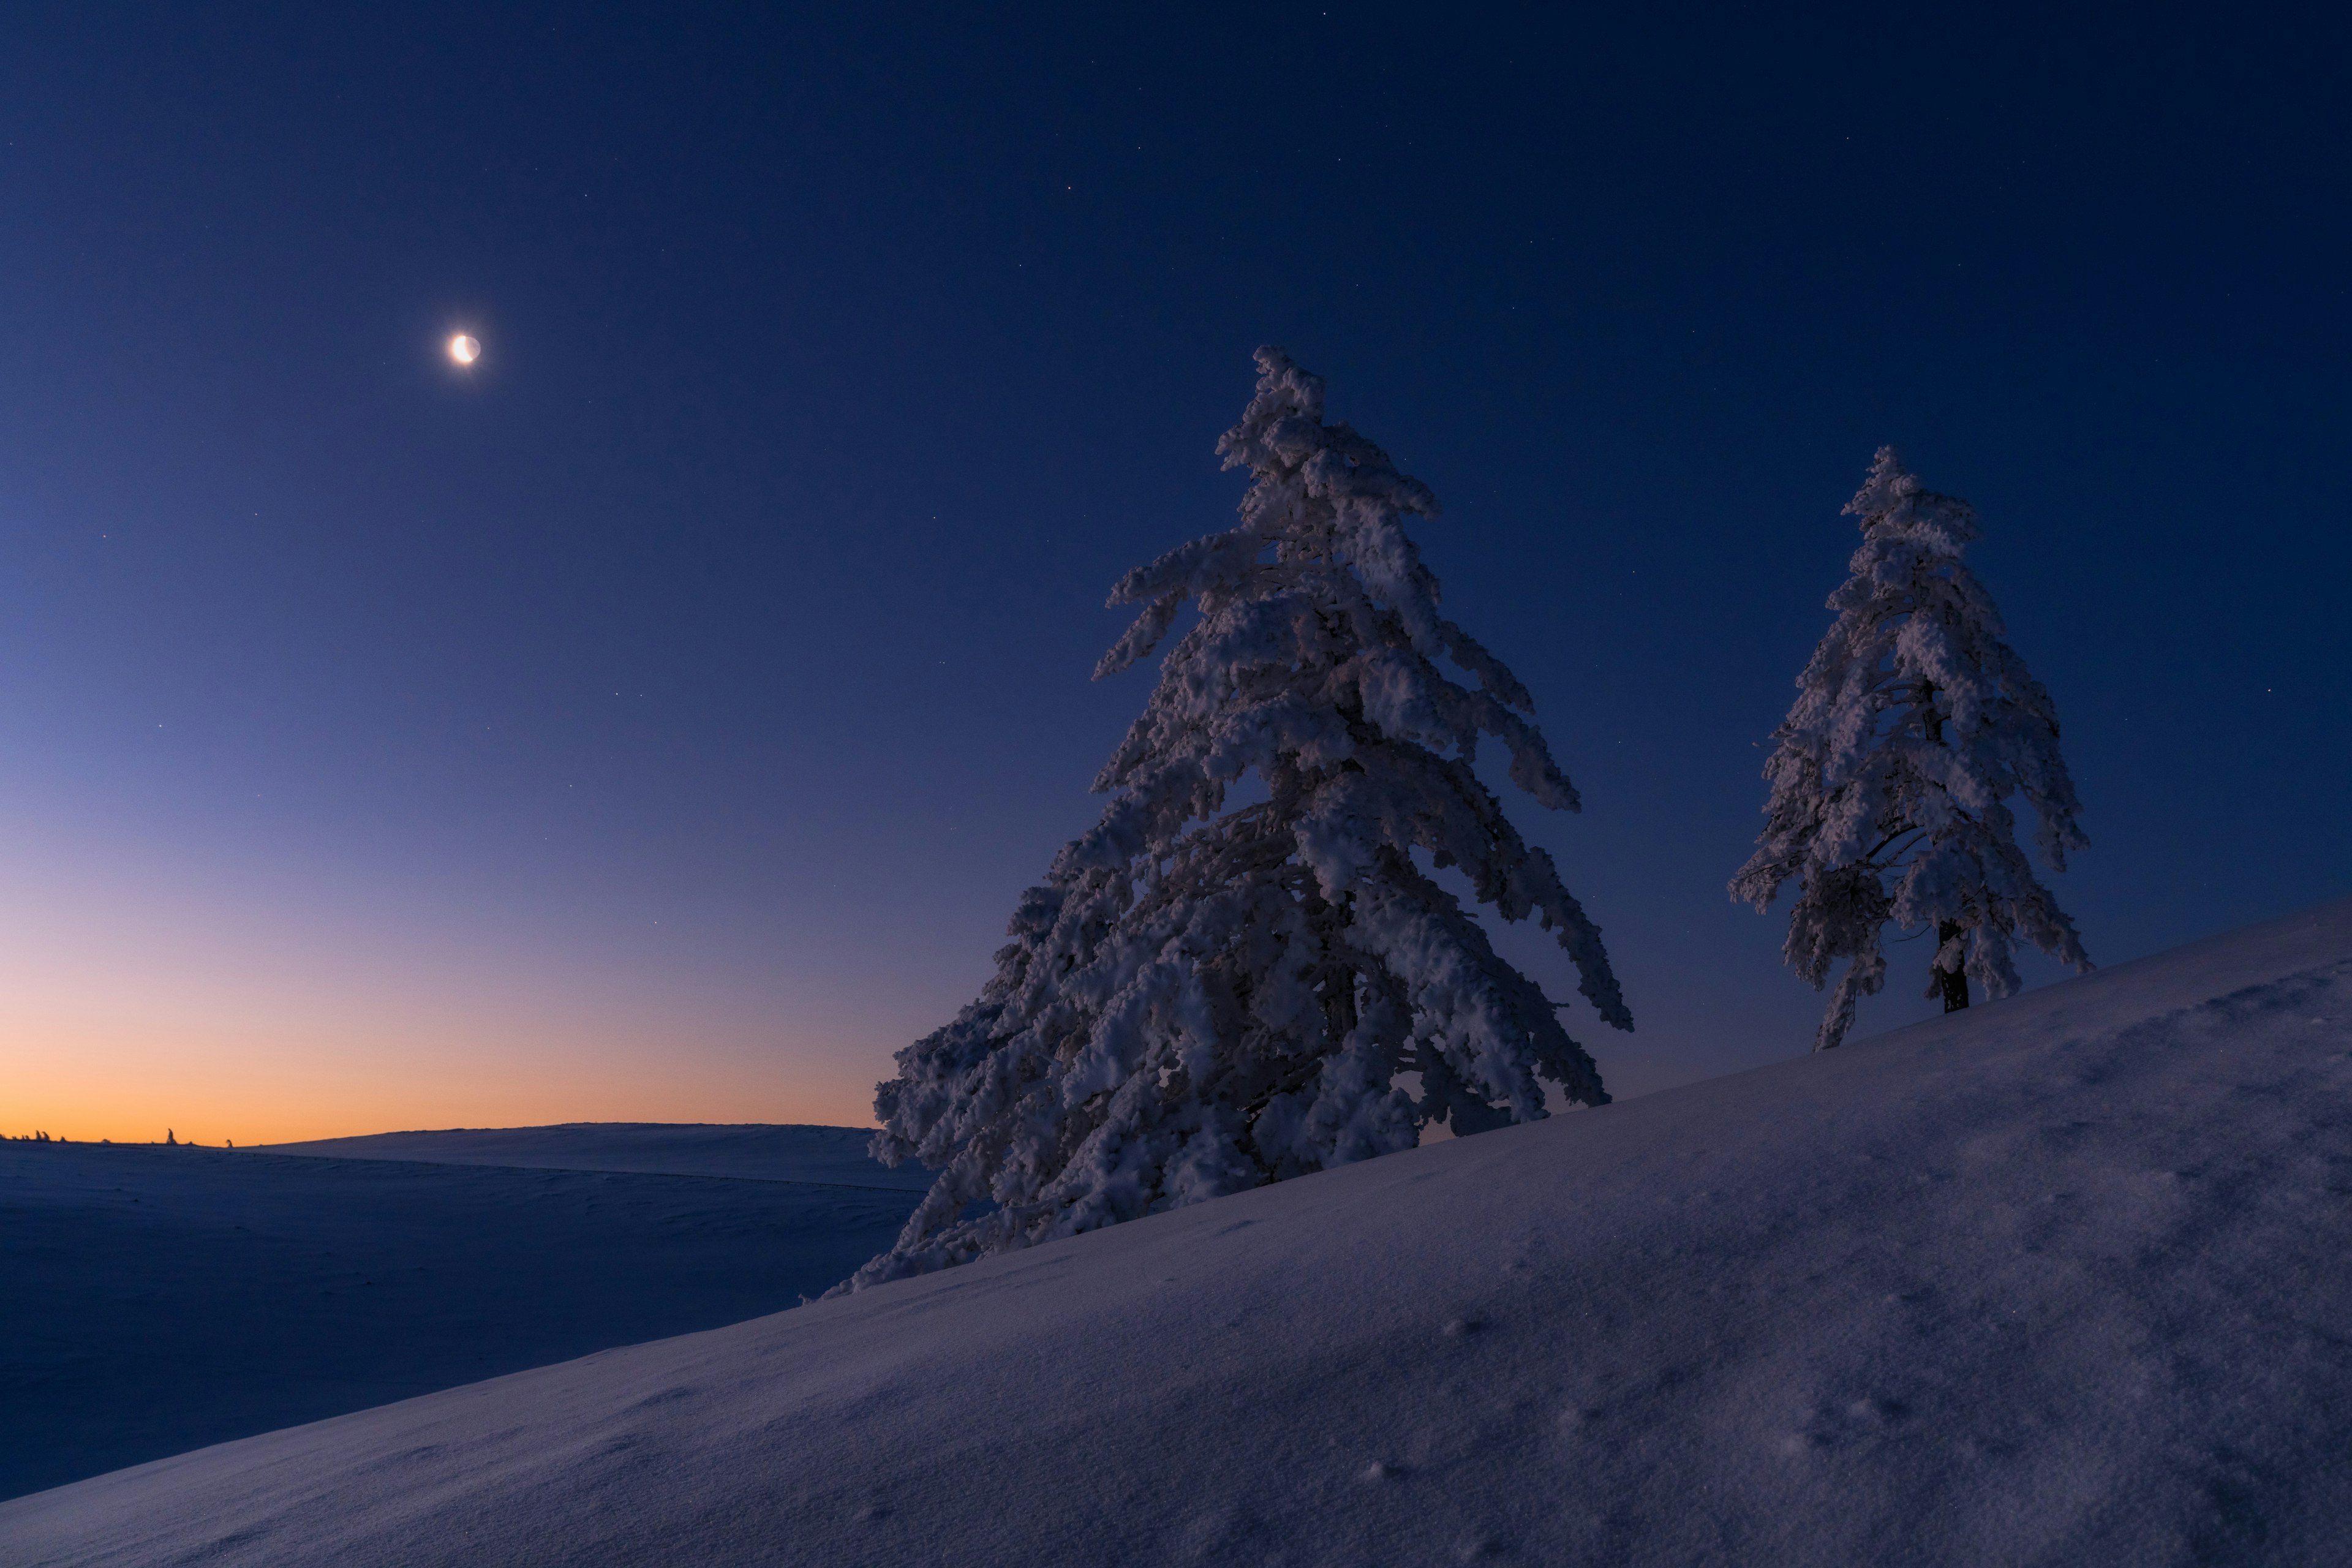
448,334 -> 481,366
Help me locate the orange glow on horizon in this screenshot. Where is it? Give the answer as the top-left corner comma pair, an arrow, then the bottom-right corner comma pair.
2,1001 -> 883,1147
0,829 -> 894,1147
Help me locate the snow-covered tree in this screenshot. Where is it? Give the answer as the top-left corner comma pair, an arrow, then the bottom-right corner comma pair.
838,347 -> 1632,1293
1732,447 -> 2090,1051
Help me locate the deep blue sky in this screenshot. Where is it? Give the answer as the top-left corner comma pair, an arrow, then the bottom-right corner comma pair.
6,2 -> 2347,1138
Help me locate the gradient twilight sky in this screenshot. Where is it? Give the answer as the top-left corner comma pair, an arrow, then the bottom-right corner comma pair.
4,4 -> 2347,1145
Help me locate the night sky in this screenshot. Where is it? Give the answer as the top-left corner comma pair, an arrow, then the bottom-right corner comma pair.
6,4 -> 2346,1142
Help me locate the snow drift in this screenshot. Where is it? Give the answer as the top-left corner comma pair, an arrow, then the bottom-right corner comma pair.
9,900 -> 2350,1566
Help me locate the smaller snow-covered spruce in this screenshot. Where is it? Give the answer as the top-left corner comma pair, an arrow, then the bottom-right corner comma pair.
837,347 -> 1631,1294
1733,448 -> 2090,1052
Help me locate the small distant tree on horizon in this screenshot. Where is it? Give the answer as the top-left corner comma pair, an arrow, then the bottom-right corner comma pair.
1733,447 -> 2090,1050
839,347 -> 1632,1293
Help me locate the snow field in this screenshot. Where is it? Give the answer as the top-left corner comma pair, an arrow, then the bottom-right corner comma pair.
8,900 -> 2348,1566
0,1139 -> 920,1501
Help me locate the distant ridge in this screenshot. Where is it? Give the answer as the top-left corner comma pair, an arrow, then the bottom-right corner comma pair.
258,1121 -> 932,1191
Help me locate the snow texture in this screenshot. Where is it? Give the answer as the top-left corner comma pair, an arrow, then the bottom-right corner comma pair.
9,899 -> 2350,1566
853,347 -> 1629,1291
259,1122 -> 932,1190
0,1134 -> 920,1500
1734,448 -> 2091,1050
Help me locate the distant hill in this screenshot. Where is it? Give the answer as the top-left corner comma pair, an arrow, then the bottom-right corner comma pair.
13,899 -> 2350,1564
258,1121 -> 933,1191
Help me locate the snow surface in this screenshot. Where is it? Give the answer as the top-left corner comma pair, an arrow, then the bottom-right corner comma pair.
257,1122 -> 931,1190
0,1142 -> 919,1501
10,899 -> 2352,1566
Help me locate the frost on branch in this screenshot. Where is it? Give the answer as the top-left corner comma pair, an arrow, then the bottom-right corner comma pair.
837,347 -> 1631,1293
1732,447 -> 2090,1052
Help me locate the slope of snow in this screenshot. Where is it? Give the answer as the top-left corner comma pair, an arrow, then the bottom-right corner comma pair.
10,900 -> 2351,1566
0,1145 -> 919,1501
257,1122 -> 929,1190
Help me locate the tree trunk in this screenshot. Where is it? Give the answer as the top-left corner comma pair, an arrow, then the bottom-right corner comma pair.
1936,921 -> 1970,1012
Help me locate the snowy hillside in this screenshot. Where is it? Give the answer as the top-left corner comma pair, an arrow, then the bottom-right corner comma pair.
0,1142 -> 919,1501
10,900 -> 2350,1566
258,1121 -> 930,1189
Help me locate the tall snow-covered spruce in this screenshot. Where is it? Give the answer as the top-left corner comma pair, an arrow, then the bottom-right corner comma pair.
837,348 -> 1631,1293
1733,448 -> 2090,1052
